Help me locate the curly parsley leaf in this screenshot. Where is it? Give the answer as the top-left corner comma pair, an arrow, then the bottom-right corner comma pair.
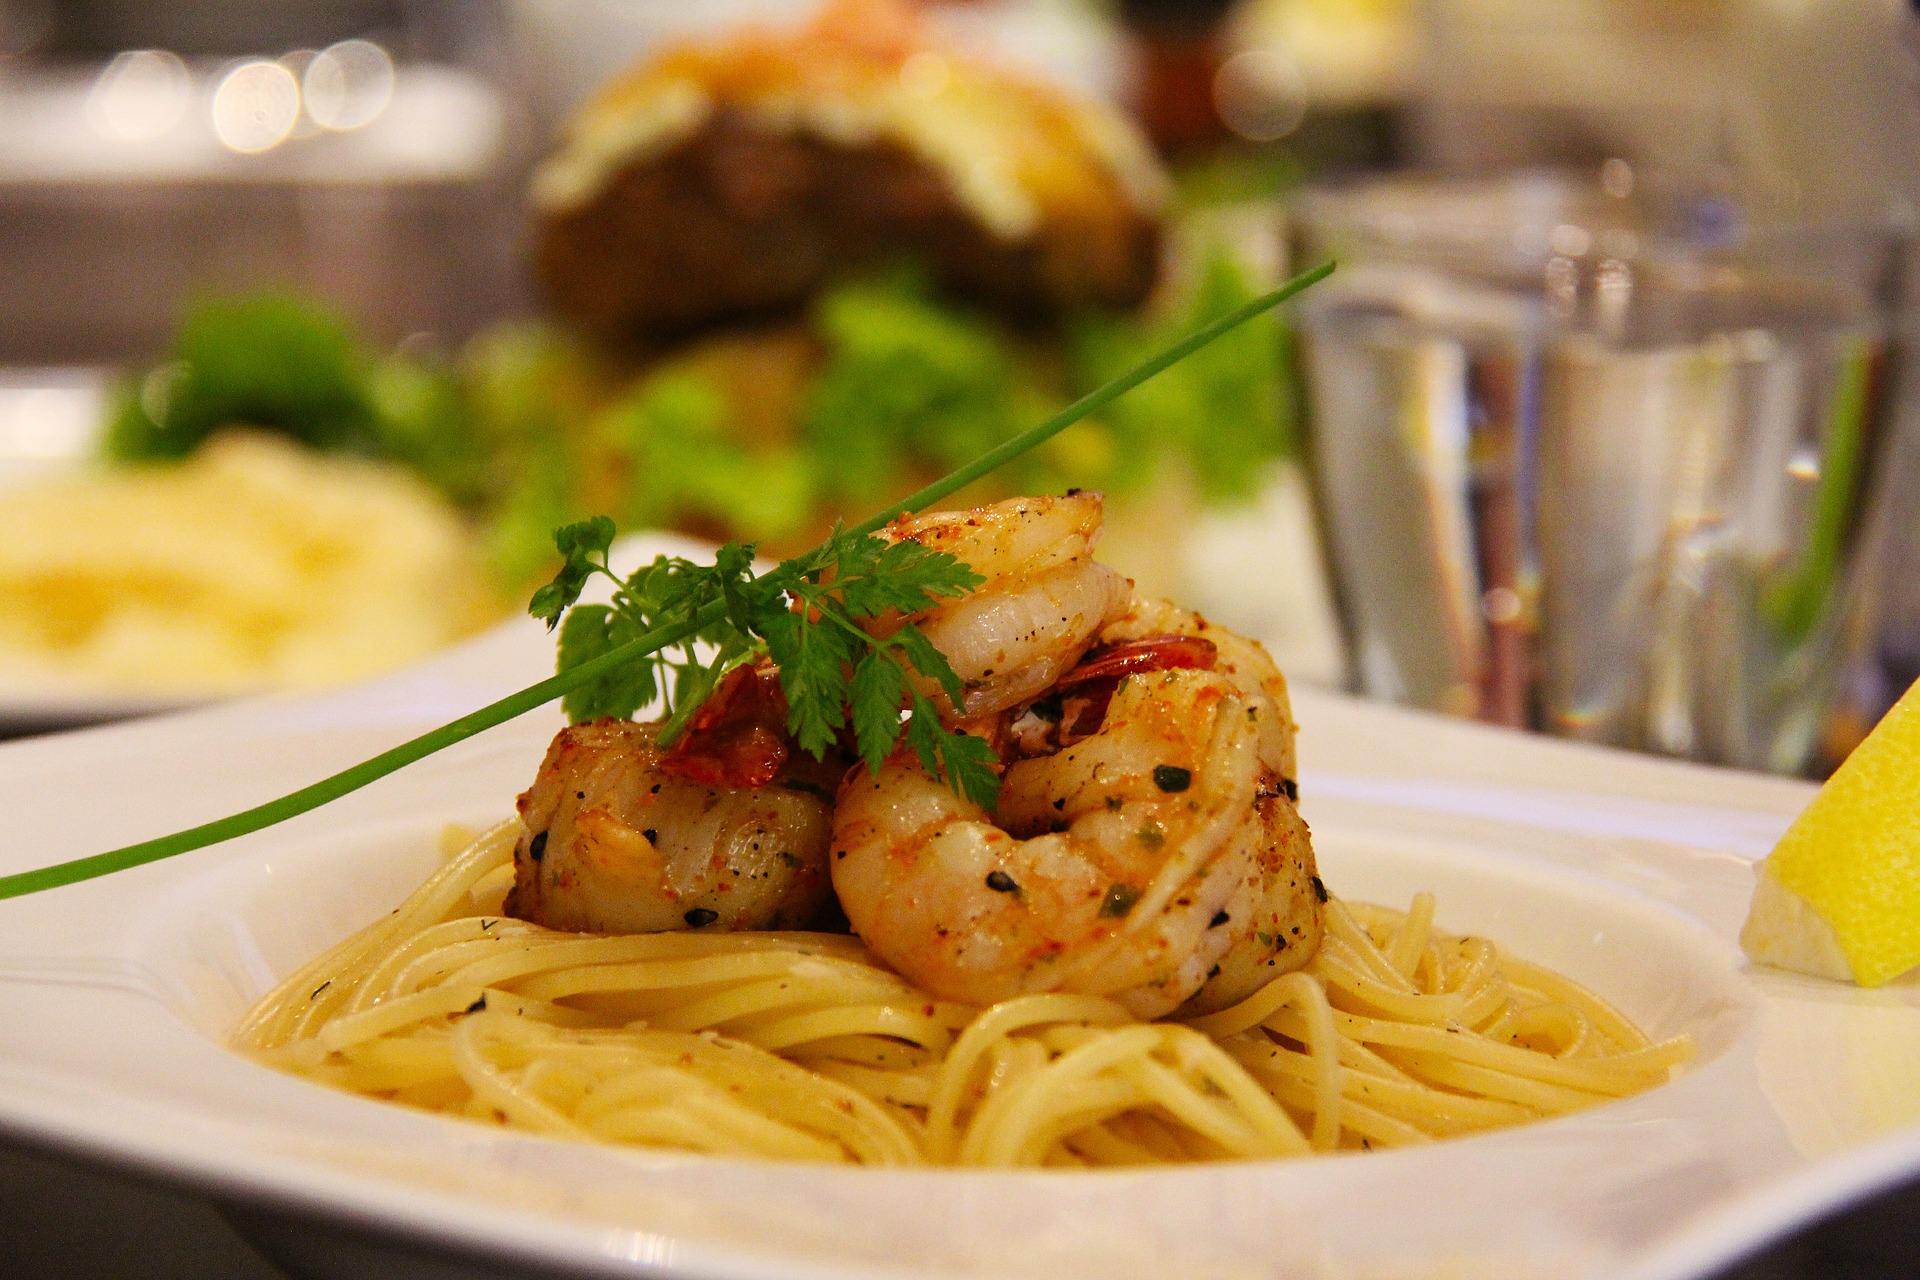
848,652 -> 908,774
832,534 -> 982,617
556,604 -> 656,722
555,515 -> 616,560
527,517 -> 617,627
904,698 -> 1002,811
889,622 -> 968,715
776,528 -> 989,793
757,606 -> 856,759
713,541 -> 764,635
532,517 -> 1003,808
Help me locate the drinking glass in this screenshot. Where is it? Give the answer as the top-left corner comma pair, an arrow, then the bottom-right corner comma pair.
1295,170 -> 1903,775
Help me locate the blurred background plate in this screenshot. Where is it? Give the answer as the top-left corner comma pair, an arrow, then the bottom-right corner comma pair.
0,678 -> 204,737
0,0 -> 1914,777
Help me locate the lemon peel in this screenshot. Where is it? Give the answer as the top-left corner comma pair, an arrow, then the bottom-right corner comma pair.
1741,679 -> 1920,986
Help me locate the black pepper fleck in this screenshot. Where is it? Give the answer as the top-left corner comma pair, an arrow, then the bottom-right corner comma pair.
527,830 -> 548,862
1153,765 -> 1192,793
985,870 -> 1019,893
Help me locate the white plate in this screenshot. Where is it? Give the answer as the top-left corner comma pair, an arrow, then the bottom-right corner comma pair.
0,534 -> 1916,1280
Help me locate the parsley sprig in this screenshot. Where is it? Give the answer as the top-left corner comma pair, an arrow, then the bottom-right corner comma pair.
0,261 -> 1331,900
527,516 -> 757,731
530,516 -> 1001,807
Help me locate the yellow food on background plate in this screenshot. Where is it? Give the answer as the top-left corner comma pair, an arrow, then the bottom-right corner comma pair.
0,431 -> 502,697
1742,677 -> 1920,986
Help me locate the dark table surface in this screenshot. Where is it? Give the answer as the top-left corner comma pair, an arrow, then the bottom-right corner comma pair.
4,1131 -> 1917,1280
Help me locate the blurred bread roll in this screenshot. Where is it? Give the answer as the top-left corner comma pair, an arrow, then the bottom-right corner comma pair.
533,0 -> 1168,338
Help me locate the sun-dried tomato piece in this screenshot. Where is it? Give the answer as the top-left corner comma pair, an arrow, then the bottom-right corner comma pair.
1006,635 -> 1218,757
660,661 -> 793,788
1054,635 -> 1217,691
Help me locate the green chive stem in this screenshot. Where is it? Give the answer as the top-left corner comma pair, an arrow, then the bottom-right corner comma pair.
0,260 -> 1332,900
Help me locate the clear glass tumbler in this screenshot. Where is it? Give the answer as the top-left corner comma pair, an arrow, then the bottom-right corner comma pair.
1295,170 -> 1904,775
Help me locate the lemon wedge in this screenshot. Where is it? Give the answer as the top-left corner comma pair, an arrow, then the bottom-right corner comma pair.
1741,679 -> 1920,986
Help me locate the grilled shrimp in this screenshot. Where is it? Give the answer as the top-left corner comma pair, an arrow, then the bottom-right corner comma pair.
1085,599 -> 1318,1014
1098,596 -> 1299,786
832,665 -> 1314,1017
875,491 -> 1130,722
507,666 -> 849,934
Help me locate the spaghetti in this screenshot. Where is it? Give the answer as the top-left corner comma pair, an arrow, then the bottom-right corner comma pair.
235,821 -> 1694,1166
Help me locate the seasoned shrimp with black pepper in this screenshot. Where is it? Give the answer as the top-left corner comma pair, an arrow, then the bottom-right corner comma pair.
833,661 -> 1318,1017
831,494 -> 1322,1017
1085,596 -> 1319,1013
871,490 -> 1131,722
507,663 -> 849,934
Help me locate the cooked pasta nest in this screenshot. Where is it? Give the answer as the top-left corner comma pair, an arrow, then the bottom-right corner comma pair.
235,822 -> 1694,1166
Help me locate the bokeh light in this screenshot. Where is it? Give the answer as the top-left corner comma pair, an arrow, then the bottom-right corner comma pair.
1213,49 -> 1307,143
211,59 -> 301,153
303,39 -> 395,131
85,49 -> 191,141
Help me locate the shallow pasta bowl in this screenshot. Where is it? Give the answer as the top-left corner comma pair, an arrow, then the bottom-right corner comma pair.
0,535 -> 1916,1280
